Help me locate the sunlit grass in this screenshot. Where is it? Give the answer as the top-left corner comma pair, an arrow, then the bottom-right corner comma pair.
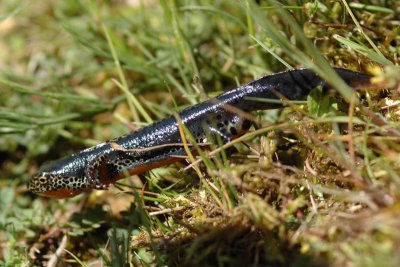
0,0 -> 399,266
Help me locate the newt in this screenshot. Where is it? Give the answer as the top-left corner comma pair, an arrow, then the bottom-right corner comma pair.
28,68 -> 372,198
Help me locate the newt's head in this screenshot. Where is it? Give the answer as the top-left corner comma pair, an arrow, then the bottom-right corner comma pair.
28,171 -> 88,198
28,155 -> 91,198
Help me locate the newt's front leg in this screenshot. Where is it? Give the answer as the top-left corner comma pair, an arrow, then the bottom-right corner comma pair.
84,149 -> 149,190
84,154 -> 113,190
85,153 -> 121,190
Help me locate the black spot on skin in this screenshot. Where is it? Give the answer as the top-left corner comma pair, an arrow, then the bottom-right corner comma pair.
230,127 -> 237,136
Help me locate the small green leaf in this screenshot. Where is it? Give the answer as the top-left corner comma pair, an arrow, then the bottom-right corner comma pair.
307,86 -> 332,117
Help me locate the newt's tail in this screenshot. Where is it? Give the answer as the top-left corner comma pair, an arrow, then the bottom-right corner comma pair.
225,68 -> 372,111
332,68 -> 372,89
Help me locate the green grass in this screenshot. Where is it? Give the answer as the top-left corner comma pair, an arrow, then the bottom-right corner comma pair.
1,0 -> 399,266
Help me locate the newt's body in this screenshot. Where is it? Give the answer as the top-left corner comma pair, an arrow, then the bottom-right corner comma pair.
28,68 -> 372,198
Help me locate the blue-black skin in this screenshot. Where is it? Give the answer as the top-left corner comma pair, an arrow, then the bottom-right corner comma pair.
28,68 -> 372,198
